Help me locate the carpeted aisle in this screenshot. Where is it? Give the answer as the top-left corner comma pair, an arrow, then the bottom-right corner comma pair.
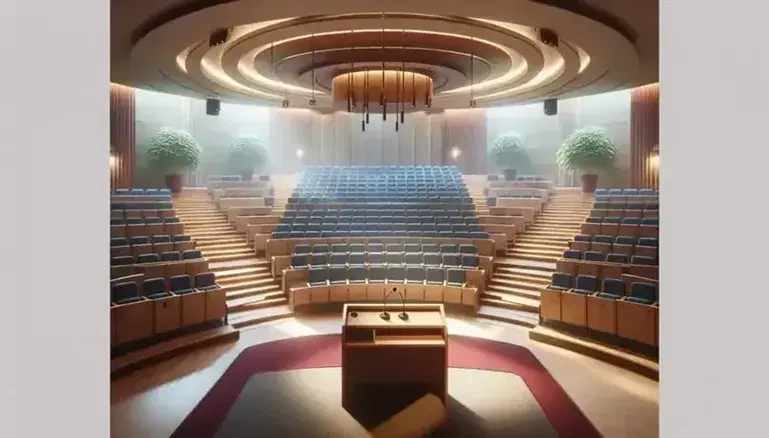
171,334 -> 600,438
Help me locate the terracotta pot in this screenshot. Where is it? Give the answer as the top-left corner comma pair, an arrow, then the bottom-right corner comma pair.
580,174 -> 599,193
503,169 -> 517,182
164,174 -> 183,194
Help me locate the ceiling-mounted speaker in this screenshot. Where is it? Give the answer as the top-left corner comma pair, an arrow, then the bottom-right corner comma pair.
209,28 -> 231,47
206,98 -> 220,116
544,98 -> 557,116
537,28 -> 559,48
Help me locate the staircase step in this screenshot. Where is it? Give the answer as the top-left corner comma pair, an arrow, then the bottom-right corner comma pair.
228,304 -> 293,329
495,265 -> 553,278
220,276 -> 278,292
218,271 -> 273,285
214,265 -> 271,279
486,283 -> 542,300
197,237 -> 248,247
201,247 -> 254,257
514,242 -> 569,252
205,252 -> 258,263
510,246 -> 563,257
210,258 -> 268,270
496,258 -> 556,272
198,242 -> 250,251
515,237 -> 569,247
507,252 -> 558,263
476,306 -> 539,328
227,294 -> 287,312
493,271 -> 551,285
226,284 -> 284,300
489,276 -> 547,292
481,295 -> 540,313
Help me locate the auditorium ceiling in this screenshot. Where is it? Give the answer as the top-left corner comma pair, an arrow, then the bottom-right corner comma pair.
111,0 -> 658,109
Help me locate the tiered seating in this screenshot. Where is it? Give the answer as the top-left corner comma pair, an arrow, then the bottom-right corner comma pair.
110,272 -> 227,346
110,189 -> 220,351
274,166 -> 478,239
540,188 -> 660,354
112,188 -> 172,196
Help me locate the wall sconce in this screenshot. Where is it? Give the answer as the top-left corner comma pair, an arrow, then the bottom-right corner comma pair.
451,147 -> 461,160
296,148 -> 305,159
109,149 -> 116,168
649,144 -> 660,169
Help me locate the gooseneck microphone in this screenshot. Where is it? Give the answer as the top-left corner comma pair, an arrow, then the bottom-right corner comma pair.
380,287 -> 409,321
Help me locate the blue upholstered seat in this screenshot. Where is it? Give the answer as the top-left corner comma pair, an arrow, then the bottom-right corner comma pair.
627,282 -> 657,304
598,278 -> 625,299
194,272 -> 218,291
606,253 -> 629,264
446,268 -> 465,286
550,273 -> 572,290
584,251 -> 605,262
144,277 -> 169,299
573,275 -> 598,295
564,250 -> 582,260
182,250 -> 202,260
308,267 -> 329,286
112,281 -> 141,305
170,275 -> 194,295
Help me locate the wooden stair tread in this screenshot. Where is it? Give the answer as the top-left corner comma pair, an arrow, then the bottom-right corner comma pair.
476,306 -> 539,328
110,325 -> 239,376
489,276 -> 547,291
229,304 -> 293,329
529,326 -> 658,380
481,294 -> 541,310
210,258 -> 268,270
495,266 -> 553,278
496,258 -> 556,271
227,294 -> 288,311
215,265 -> 270,279
485,284 -> 541,300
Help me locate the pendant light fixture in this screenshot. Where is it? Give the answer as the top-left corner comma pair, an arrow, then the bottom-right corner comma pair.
309,34 -> 316,106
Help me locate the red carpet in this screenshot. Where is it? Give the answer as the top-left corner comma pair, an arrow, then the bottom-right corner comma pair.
171,334 -> 600,438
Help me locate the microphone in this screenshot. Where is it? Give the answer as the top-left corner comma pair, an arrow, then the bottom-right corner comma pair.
381,287 -> 409,321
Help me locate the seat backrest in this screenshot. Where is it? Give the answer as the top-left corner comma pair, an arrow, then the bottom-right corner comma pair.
112,281 -> 138,302
170,275 -> 191,291
329,266 -> 347,281
137,253 -> 161,264
194,272 -> 216,288
575,275 -> 598,292
551,272 -> 572,289
143,277 -> 166,295
309,267 -> 328,283
349,243 -> 365,253
440,244 -> 457,254
461,254 -> 479,267
291,254 -> 309,267
584,251 -> 605,262
387,265 -> 406,281
458,244 -> 477,254
386,243 -> 403,253
606,253 -> 629,264
404,252 -> 422,265
426,267 -> 445,283
447,268 -> 465,284
631,255 -> 656,266
615,236 -> 636,245
294,244 -> 311,255
349,266 -> 366,281
638,237 -> 658,247
330,253 -> 347,265
313,244 -> 329,254
630,282 -> 657,302
422,244 -> 439,253
183,249 -> 202,260
406,266 -> 425,282
564,250 -> 582,260
368,265 -> 386,280
602,278 -> 625,296
331,243 -> 347,253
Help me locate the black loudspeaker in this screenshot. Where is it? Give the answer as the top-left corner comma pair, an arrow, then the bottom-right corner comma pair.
206,98 -> 220,116
544,98 -> 557,116
537,28 -> 559,48
209,28 -> 230,47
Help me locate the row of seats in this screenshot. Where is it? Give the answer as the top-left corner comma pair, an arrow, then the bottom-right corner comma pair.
293,242 -> 477,255
590,209 -> 659,219
292,252 -> 480,270
281,216 -> 480,225
111,272 -> 226,346
485,197 -> 540,206
112,188 -> 172,196
277,222 -> 487,234
272,229 -> 490,240
585,217 -> 659,226
112,272 -> 217,304
111,202 -> 174,210
563,250 -> 657,266
111,235 -> 192,247
594,189 -> 658,197
111,224 -> 185,239
574,235 -> 658,247
111,209 -> 175,220
580,223 -> 659,239
209,175 -> 243,182
111,217 -> 180,226
541,273 -> 659,347
111,249 -> 203,266
594,201 -> 658,210
287,196 -> 474,204
284,201 -> 476,210
550,273 -> 658,303
283,208 -> 477,218
306,265 -> 469,287
111,238 -> 195,258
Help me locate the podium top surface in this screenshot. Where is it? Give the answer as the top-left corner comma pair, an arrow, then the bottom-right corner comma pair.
343,303 -> 446,329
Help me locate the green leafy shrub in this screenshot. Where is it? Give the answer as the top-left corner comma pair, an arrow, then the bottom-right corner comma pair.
147,128 -> 200,174
490,133 -> 531,171
228,136 -> 268,178
556,126 -> 617,172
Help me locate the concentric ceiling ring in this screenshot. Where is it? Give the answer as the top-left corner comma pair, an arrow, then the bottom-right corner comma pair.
127,0 -> 641,109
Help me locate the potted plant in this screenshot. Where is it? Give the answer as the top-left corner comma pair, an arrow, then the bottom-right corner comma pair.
556,126 -> 617,193
490,133 -> 531,181
228,135 -> 268,181
147,127 -> 200,194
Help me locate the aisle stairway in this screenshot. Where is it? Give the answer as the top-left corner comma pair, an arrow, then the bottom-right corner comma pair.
479,188 -> 594,326
173,189 -> 292,328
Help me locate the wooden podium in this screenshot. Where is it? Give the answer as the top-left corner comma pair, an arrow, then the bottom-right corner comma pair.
341,302 -> 448,418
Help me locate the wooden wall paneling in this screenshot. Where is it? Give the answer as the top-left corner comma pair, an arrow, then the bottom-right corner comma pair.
630,83 -> 660,189
110,84 -> 136,189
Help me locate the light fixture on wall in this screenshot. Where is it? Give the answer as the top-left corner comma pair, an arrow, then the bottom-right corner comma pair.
649,144 -> 660,169
296,148 -> 305,159
109,148 -> 116,168
468,38 -> 477,108
451,147 -> 461,160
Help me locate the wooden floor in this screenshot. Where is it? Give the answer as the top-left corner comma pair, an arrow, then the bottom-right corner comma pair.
111,315 -> 659,438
